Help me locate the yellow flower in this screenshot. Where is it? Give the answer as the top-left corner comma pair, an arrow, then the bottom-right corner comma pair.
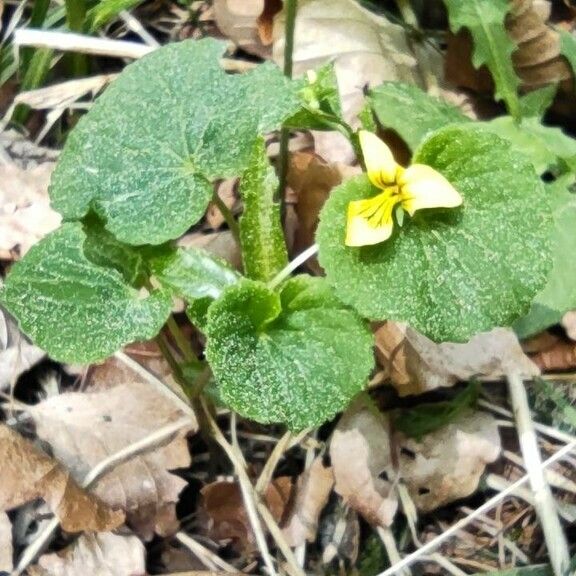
345,131 -> 463,247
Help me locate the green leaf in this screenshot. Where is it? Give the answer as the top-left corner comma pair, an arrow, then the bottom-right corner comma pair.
477,117 -> 576,175
369,82 -> 469,150
205,276 -> 374,430
559,29 -> 576,77
49,38 -> 300,246
392,381 -> 480,440
0,224 -> 171,363
514,176 -> 576,337
519,85 -> 557,119
442,0 -> 521,118
317,126 -> 552,343
86,0 -> 144,30
239,138 -> 288,282
150,246 -> 240,301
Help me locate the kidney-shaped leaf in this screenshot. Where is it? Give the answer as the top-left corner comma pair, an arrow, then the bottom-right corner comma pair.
0,224 -> 171,363
205,276 -> 374,430
317,126 -> 552,343
49,38 -> 300,246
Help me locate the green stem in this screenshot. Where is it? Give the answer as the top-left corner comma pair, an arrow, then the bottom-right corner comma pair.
212,191 -> 240,243
166,315 -> 197,363
65,0 -> 89,77
276,0 -> 298,205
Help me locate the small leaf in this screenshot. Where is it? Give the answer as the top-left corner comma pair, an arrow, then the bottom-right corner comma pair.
369,82 -> 469,150
239,137 -> 288,282
559,29 -> 576,77
0,224 -> 171,363
205,276 -> 374,430
515,177 -> 576,337
443,0 -> 521,118
50,38 -> 300,246
86,0 -> 143,30
317,126 -> 552,343
150,246 -> 240,301
519,85 -> 557,119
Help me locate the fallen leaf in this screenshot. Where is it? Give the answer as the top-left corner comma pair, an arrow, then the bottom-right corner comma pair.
213,0 -> 276,58
178,230 -> 242,270
0,163 -> 61,259
530,339 -> 576,371
330,407 -> 398,527
28,381 -> 197,539
562,310 -> 576,340
396,412 -> 501,511
273,0 -> 425,163
0,307 -> 45,390
283,457 -> 334,547
206,178 -> 238,231
0,512 -> 13,572
201,477 -> 292,551
320,503 -> 360,566
375,323 -> 539,396
0,424 -> 124,532
30,532 -> 146,576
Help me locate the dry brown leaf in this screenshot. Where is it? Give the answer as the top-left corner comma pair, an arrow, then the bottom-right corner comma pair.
273,0 -> 425,163
446,0 -> 573,99
561,310 -> 576,340
330,407 -> 398,527
283,457 -> 334,547
213,0 -> 277,58
205,178 -> 238,231
396,412 -> 501,511
286,152 -> 359,255
375,323 -> 539,396
178,230 -> 241,270
28,381 -> 196,539
29,532 -> 146,576
0,163 -> 61,260
530,339 -> 576,371
201,477 -> 292,551
0,512 -> 13,572
0,307 -> 45,390
0,424 -> 124,532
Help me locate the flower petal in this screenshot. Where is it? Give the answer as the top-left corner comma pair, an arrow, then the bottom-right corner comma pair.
399,164 -> 462,216
345,191 -> 395,247
358,130 -> 399,189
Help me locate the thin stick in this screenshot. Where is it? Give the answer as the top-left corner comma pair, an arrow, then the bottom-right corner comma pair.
256,430 -> 293,494
268,244 -> 318,288
276,0 -> 298,205
175,531 -> 238,573
166,315 -> 197,363
507,372 -> 570,576
373,439 -> 576,576
13,418 -> 192,575
377,527 -> 411,576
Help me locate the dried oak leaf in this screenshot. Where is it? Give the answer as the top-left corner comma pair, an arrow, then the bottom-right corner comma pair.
396,412 -> 501,511
201,478 -> 292,551
0,307 -> 45,390
28,381 -> 197,539
330,407 -> 398,527
375,323 -> 539,396
0,512 -> 13,572
0,163 -> 61,260
0,425 -> 124,532
29,532 -> 146,576
561,310 -> 576,340
283,457 -> 334,547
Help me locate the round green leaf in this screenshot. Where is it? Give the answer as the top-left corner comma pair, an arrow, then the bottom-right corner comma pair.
49,38 -> 300,246
0,224 -> 171,363
205,276 -> 374,430
317,126 -> 552,342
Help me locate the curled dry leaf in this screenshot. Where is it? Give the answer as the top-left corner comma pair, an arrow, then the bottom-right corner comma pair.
283,457 -> 334,547
530,339 -> 576,371
28,381 -> 197,539
201,478 -> 292,551
446,0 -> 573,98
0,163 -> 61,260
273,0 -> 423,162
0,424 -> 124,532
0,307 -> 45,390
330,407 -> 398,527
396,412 -> 501,511
29,532 -> 146,576
0,512 -> 13,572
375,323 -> 539,396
